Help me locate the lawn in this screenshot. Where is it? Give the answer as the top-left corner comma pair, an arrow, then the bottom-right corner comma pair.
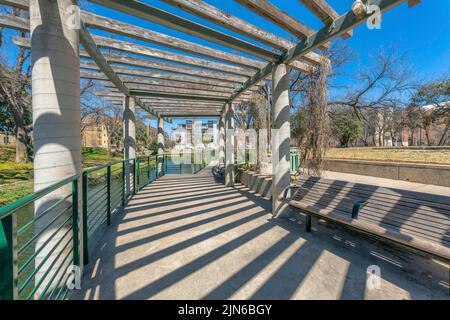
325,147 -> 450,165
0,146 -> 123,206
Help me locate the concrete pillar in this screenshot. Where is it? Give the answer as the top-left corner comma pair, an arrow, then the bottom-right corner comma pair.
123,96 -> 136,197
218,115 -> 225,166
272,64 -> 291,218
157,117 -> 165,175
31,0 -> 81,297
225,103 -> 235,187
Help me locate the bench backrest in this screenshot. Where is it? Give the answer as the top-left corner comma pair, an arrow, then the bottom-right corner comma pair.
293,177 -> 450,248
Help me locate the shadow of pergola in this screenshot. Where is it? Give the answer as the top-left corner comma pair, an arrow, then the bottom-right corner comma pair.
70,175 -> 448,300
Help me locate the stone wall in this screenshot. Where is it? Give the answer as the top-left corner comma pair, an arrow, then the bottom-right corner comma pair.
323,159 -> 450,187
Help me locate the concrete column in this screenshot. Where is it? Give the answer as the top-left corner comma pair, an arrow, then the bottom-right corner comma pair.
123,96 -> 136,196
157,117 -> 165,175
218,115 -> 225,166
225,103 -> 235,187
31,0 -> 81,297
272,64 -> 291,218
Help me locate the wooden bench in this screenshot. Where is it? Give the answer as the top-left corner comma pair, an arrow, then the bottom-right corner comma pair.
285,176 -> 450,262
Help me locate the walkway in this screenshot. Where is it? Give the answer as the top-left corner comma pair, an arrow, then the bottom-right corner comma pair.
319,170 -> 450,197
70,170 -> 448,300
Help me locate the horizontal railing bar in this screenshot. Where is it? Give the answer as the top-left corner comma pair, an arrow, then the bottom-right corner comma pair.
0,175 -> 78,220
87,206 -> 108,228
18,228 -> 72,291
39,248 -> 73,300
17,193 -> 72,236
87,198 -> 108,216
87,184 -> 108,202
20,231 -> 73,295
88,216 -> 108,235
18,203 -> 72,255
18,216 -> 72,274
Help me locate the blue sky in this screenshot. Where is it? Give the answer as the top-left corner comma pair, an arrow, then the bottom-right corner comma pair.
1,0 -> 449,132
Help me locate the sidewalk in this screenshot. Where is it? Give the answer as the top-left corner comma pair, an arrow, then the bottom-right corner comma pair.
318,170 -> 450,197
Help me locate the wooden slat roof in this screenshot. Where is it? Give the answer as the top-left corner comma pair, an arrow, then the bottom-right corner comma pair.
0,0 -> 419,117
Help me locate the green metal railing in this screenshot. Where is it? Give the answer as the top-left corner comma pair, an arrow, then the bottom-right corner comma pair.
290,147 -> 300,174
0,155 -> 161,300
0,175 -> 79,300
164,152 -> 207,175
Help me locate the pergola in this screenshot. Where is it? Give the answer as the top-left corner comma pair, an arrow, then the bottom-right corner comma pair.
0,0 -> 420,221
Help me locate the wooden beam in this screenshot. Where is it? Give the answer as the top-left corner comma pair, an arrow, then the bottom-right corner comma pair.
80,61 -> 243,89
104,82 -> 253,99
298,0 -> 353,39
159,0 -> 325,65
161,114 -> 220,118
81,9 -> 312,73
0,0 -> 27,10
81,10 -> 265,70
229,0 -> 412,102
129,91 -> 230,103
233,0 -> 329,49
79,23 -> 160,117
0,13 -> 161,117
12,36 -> 261,84
88,0 -> 279,62
234,0 -> 313,39
0,11 -> 28,31
91,35 -> 256,76
88,0 -> 320,70
92,93 -> 244,106
81,71 -> 251,94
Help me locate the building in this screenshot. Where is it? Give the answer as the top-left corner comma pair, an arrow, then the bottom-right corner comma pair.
0,132 -> 16,146
171,120 -> 219,149
81,118 -> 109,149
146,124 -> 158,140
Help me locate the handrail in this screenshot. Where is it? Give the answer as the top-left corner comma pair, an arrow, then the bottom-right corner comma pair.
0,155 -> 165,300
0,152 -> 211,300
0,174 -> 79,220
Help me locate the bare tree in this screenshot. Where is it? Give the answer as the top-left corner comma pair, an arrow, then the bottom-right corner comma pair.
0,7 -> 31,162
328,48 -> 417,147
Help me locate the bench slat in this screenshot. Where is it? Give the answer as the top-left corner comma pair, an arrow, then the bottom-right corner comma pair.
297,180 -> 450,218
298,178 -> 450,212
294,187 -> 450,229
289,200 -> 450,262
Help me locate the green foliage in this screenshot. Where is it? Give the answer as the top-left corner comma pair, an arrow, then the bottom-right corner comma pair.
291,108 -> 307,139
331,109 -> 364,147
149,142 -> 158,155
82,146 -> 108,155
0,180 -> 34,206
412,79 -> 450,110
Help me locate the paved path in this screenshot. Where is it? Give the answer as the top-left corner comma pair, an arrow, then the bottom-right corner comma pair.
70,170 -> 448,300
318,171 -> 450,197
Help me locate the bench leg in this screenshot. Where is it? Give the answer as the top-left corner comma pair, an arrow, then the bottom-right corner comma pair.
305,215 -> 312,232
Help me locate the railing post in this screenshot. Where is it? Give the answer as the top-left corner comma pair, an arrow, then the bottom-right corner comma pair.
0,214 -> 18,300
107,166 -> 111,226
136,158 -> 140,193
147,156 -> 150,184
72,178 -> 80,267
122,161 -> 126,206
82,172 -> 89,265
165,154 -> 167,176
133,159 -> 137,195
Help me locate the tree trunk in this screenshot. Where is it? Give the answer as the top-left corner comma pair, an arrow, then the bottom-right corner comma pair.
438,121 -> 449,146
15,124 -> 28,163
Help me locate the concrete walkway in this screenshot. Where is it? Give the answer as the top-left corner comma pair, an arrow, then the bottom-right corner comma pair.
71,170 -> 449,300
318,171 -> 450,197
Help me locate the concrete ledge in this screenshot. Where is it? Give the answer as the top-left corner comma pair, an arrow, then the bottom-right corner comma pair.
239,171 -> 272,199
323,159 -> 450,187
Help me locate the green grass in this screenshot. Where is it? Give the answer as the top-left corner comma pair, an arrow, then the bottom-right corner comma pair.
0,146 -> 123,206
325,147 -> 450,165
